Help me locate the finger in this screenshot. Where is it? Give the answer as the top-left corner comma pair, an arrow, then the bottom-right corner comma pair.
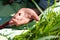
12,19 -> 20,26
32,13 -> 40,21
9,20 -> 14,26
19,18 -> 30,25
26,9 -> 40,21
9,23 -> 14,26
12,17 -> 30,26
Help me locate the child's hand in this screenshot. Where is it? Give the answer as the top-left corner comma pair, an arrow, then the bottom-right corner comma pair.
9,8 -> 39,26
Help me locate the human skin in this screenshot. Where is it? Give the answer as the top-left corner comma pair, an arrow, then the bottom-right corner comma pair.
9,8 -> 40,26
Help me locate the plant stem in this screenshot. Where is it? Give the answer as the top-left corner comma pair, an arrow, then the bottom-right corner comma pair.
32,0 -> 43,13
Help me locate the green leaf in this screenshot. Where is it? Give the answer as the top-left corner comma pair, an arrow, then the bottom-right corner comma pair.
37,36 -> 60,40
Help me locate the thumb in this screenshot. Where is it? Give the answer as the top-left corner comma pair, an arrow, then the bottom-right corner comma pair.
32,13 -> 40,21
26,8 -> 40,21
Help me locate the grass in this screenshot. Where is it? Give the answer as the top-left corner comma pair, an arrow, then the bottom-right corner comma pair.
13,0 -> 60,40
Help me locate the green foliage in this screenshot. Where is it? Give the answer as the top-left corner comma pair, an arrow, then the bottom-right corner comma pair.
13,2 -> 60,40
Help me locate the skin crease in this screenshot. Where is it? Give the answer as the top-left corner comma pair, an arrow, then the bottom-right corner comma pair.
9,8 -> 40,26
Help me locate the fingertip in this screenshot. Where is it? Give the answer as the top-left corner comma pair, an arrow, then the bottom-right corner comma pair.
9,22 -> 14,26
9,20 -> 13,23
36,17 -> 40,21
33,15 -> 40,21
12,19 -> 20,26
9,20 -> 15,26
12,18 -> 17,22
